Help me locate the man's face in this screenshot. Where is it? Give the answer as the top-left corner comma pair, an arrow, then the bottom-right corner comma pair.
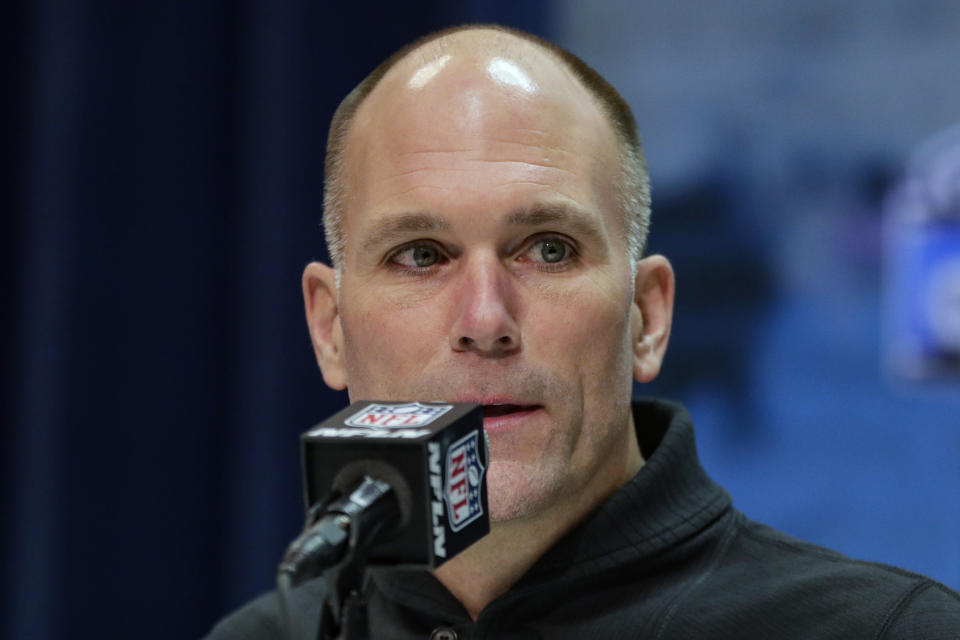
309,51 -> 655,521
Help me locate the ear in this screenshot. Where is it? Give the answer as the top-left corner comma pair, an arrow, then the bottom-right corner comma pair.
302,262 -> 347,390
629,255 -> 675,383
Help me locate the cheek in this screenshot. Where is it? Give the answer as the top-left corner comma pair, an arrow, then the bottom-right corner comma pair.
530,282 -> 631,366
340,299 -> 446,394
541,285 -> 634,416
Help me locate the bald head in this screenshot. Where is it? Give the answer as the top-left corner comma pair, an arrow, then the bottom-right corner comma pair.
322,25 -> 650,279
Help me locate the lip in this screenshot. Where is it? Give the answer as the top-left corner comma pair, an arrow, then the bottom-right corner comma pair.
479,405 -> 542,434
455,395 -> 544,434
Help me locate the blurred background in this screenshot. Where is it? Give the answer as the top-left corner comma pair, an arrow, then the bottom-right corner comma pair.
4,1 -> 959,638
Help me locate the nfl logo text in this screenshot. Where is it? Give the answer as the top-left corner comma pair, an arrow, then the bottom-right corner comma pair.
345,402 -> 453,429
445,431 -> 486,532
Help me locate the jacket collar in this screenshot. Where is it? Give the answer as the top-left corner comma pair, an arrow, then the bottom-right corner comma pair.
370,398 -> 731,618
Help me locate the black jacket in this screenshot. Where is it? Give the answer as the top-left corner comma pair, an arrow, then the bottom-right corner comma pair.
206,399 -> 960,639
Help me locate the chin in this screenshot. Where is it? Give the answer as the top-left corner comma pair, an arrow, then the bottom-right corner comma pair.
483,460 -> 564,522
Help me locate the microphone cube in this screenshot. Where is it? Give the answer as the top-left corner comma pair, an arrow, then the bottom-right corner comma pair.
301,401 -> 488,567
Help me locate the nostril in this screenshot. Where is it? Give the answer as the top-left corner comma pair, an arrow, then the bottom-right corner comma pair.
452,329 -> 519,354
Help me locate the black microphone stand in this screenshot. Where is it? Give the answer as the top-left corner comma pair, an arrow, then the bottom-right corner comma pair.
316,534 -> 370,640
277,476 -> 399,640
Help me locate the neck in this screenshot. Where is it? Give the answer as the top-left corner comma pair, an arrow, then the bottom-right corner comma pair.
432,422 -> 644,619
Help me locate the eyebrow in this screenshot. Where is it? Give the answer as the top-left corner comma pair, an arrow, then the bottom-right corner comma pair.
360,212 -> 452,252
359,203 -> 607,252
506,203 -> 607,245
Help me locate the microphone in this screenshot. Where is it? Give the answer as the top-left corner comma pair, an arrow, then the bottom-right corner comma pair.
285,401 -> 489,579
277,401 -> 488,639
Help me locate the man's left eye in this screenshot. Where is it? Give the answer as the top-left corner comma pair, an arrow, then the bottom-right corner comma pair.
525,237 -> 573,264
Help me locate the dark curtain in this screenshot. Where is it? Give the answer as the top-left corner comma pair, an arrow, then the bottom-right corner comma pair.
3,3 -> 548,638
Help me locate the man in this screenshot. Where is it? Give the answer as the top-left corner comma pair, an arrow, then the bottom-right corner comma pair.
208,25 -> 960,638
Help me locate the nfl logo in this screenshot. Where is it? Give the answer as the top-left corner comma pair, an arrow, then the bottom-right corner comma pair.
445,431 -> 486,532
345,402 -> 453,429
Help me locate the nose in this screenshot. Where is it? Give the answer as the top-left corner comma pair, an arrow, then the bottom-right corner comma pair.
448,254 -> 521,357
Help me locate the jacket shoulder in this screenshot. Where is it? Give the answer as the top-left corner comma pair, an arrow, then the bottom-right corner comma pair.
873,579 -> 960,639
702,515 -> 960,638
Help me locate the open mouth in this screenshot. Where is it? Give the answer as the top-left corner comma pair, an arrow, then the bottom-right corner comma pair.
482,404 -> 538,418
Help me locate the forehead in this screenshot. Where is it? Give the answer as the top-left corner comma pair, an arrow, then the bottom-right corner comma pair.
354,37 -> 612,152
340,35 -> 622,235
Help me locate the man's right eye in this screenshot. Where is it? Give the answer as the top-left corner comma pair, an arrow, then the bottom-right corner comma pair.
387,242 -> 446,269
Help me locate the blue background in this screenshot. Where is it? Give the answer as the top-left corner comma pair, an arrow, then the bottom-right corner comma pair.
4,2 -> 958,638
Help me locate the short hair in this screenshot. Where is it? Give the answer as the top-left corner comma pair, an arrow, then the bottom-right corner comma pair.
322,24 -> 651,280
